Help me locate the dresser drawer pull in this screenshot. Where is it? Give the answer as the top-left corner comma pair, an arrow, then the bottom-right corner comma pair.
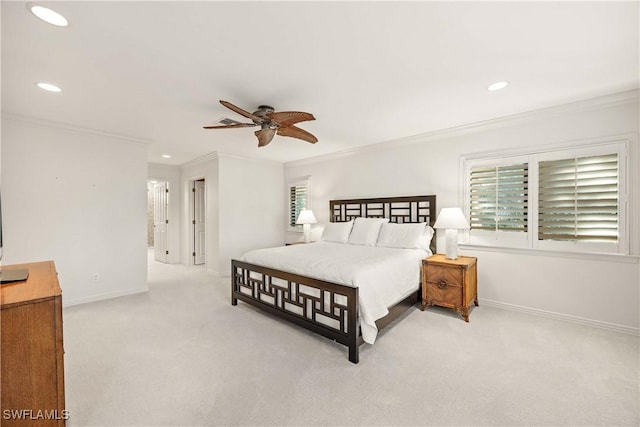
437,280 -> 448,289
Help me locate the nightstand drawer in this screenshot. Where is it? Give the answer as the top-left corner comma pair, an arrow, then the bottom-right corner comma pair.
424,264 -> 462,287
425,280 -> 462,306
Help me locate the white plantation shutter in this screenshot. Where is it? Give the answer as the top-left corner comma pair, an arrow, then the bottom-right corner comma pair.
469,163 -> 528,232
538,153 -> 618,243
289,181 -> 308,227
464,139 -> 627,254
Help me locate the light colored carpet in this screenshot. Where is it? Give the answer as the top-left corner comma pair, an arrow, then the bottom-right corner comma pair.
62,253 -> 639,427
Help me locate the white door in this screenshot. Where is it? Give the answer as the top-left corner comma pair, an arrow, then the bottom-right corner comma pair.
154,182 -> 169,263
194,180 -> 205,265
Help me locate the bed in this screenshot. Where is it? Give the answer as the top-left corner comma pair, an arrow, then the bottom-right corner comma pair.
231,195 -> 437,363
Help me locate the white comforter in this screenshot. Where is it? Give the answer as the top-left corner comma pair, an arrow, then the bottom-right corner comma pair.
240,242 -> 429,344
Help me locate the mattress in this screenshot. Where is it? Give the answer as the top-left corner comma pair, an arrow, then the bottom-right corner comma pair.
240,242 -> 430,344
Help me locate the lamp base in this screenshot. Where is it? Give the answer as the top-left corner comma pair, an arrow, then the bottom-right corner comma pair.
444,228 -> 459,260
303,224 -> 311,243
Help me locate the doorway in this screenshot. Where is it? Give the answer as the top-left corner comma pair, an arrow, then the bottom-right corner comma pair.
192,179 -> 205,265
147,180 -> 169,263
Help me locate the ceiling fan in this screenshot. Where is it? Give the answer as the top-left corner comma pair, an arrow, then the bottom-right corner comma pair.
203,100 -> 318,147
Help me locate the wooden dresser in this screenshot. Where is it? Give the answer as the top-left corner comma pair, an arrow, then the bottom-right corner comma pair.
1,261 -> 67,426
421,254 -> 478,322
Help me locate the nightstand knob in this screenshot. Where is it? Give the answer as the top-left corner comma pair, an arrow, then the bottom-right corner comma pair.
437,280 -> 448,289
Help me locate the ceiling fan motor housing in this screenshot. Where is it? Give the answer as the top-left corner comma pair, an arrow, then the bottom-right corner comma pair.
253,105 -> 276,126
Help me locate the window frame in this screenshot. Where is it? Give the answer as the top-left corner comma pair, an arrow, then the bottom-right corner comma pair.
461,139 -> 629,256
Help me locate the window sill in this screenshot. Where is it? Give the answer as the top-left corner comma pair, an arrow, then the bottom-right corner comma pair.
459,244 -> 639,264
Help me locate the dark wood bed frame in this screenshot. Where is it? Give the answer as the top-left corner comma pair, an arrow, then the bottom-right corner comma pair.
231,195 -> 437,363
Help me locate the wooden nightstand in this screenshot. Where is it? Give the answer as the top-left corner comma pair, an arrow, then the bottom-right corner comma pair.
421,254 -> 478,322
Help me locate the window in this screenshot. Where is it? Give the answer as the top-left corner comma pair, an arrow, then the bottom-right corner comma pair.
463,140 -> 627,255
465,155 -> 530,249
469,163 -> 528,232
288,177 -> 310,231
538,153 -> 618,243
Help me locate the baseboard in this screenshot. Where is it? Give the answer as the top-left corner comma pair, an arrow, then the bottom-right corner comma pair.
479,298 -> 640,336
62,287 -> 149,307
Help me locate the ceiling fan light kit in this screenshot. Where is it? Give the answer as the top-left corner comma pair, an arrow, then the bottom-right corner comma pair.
204,100 -> 318,147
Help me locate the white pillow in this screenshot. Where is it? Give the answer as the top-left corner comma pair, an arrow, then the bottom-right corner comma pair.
376,222 -> 428,249
320,221 -> 353,243
347,217 -> 389,246
420,225 -> 435,251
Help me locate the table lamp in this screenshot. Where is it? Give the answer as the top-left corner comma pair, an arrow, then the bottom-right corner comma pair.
296,209 -> 317,243
433,207 -> 470,259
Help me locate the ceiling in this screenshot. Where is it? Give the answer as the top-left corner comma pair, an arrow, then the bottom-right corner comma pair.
2,1 -> 638,165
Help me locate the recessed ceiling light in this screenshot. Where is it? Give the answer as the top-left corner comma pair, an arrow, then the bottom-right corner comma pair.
28,4 -> 69,27
36,82 -> 62,93
161,154 -> 172,159
487,81 -> 509,91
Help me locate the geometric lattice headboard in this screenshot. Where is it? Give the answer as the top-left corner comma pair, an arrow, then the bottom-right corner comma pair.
329,195 -> 437,253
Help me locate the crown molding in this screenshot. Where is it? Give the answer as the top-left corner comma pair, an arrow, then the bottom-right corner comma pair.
285,89 -> 639,169
180,151 -> 219,170
1,112 -> 151,145
178,151 -> 283,170
216,152 -> 284,166
461,132 -> 636,161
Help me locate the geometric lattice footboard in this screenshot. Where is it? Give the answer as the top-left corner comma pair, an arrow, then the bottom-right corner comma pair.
231,260 -> 360,363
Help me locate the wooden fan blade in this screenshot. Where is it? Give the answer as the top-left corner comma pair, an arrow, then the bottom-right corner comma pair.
203,123 -> 256,129
277,125 -> 318,144
255,128 -> 276,147
220,100 -> 264,123
267,111 -> 315,128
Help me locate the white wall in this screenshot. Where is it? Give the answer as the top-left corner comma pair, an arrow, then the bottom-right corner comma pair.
284,91 -> 640,334
1,116 -> 148,305
179,153 -> 283,276
217,154 -> 284,275
148,163 -> 181,263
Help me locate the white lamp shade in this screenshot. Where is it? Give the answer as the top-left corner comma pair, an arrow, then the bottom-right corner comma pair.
433,208 -> 470,229
296,209 -> 317,225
